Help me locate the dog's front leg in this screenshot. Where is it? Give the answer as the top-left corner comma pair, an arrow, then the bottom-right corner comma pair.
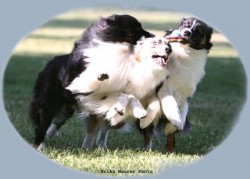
178,100 -> 189,130
139,96 -> 161,129
129,95 -> 147,119
113,93 -> 130,116
158,85 -> 182,130
82,115 -> 100,149
161,95 -> 182,129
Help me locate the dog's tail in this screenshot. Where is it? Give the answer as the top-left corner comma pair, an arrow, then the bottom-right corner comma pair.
29,71 -> 46,128
29,98 -> 40,128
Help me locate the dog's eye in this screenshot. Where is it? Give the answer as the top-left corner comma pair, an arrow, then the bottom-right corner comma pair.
197,28 -> 202,33
152,41 -> 157,47
183,23 -> 189,28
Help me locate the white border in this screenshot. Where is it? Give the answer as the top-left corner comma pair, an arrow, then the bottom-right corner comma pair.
0,0 -> 249,179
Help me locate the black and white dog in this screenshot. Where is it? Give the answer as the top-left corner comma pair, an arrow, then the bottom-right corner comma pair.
66,37 -> 172,149
29,14 -> 154,149
71,17 -> 213,150
139,17 -> 213,134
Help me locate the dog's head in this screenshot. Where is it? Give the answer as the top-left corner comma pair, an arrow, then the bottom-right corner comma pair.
83,14 -> 154,46
176,17 -> 213,50
135,37 -> 172,70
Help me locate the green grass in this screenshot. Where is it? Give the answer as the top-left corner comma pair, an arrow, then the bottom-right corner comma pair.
42,148 -> 199,176
3,8 -> 246,176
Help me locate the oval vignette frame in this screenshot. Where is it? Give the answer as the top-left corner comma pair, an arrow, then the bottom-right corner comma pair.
1,2 -> 249,178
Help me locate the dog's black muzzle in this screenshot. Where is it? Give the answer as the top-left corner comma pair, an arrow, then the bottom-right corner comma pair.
166,44 -> 172,54
183,29 -> 192,38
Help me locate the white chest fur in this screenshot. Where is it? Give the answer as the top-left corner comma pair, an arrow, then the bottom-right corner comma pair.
168,42 -> 207,98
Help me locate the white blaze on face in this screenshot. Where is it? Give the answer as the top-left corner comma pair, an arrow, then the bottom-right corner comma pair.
180,19 -> 197,37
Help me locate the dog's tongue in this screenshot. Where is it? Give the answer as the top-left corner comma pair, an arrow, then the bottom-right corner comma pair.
157,57 -> 167,66
153,55 -> 168,67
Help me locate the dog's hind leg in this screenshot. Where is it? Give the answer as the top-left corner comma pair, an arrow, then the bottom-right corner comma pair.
95,122 -> 110,148
34,107 -> 58,149
96,121 -> 126,148
82,132 -> 96,148
82,115 -> 100,149
46,104 -> 75,138
142,124 -> 154,150
136,121 -> 154,150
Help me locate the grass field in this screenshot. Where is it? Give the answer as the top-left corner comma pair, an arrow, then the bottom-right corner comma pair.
3,7 -> 246,176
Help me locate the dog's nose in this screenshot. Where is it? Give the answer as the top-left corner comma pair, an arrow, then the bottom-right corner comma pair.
184,30 -> 192,37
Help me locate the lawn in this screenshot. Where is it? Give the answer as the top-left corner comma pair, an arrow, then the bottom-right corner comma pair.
3,7 -> 246,176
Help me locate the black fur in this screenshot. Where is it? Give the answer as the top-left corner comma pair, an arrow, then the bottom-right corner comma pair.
169,17 -> 213,51
29,14 -> 154,146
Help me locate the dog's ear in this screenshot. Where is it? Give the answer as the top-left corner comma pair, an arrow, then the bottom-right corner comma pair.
205,26 -> 213,50
106,14 -> 117,24
178,18 -> 187,28
99,14 -> 117,27
99,16 -> 109,27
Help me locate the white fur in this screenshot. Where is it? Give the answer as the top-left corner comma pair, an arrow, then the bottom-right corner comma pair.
66,40 -> 133,94
37,143 -> 45,151
140,42 -> 208,130
67,38 -> 169,97
67,37 -> 170,125
139,96 -> 161,129
114,94 -> 147,119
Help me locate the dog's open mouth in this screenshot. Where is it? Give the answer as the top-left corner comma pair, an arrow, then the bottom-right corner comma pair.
165,30 -> 189,43
152,54 -> 169,67
166,36 -> 189,43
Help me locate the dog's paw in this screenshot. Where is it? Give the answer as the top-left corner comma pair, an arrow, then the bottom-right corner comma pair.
133,107 -> 147,119
82,137 -> 95,149
164,122 -> 177,134
36,143 -> 46,152
139,116 -> 154,129
168,117 -> 183,130
114,106 -> 125,116
163,108 -> 183,130
97,73 -> 109,81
